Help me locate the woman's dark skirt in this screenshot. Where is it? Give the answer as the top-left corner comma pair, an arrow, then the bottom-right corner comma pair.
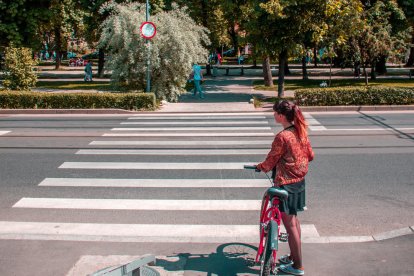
278,179 -> 306,216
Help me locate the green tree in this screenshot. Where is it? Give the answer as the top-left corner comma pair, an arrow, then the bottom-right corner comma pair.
44,0 -> 86,69
0,0 -> 50,47
2,46 -> 37,90
397,0 -> 414,66
318,0 -> 363,85
99,2 -> 210,101
245,0 -> 328,96
349,1 -> 411,84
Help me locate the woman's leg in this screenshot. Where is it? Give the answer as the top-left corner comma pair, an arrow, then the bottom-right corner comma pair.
281,212 -> 303,269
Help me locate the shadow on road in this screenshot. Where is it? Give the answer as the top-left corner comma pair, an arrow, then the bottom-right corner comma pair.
157,243 -> 259,275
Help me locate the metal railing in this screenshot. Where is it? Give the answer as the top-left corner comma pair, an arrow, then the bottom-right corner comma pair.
90,254 -> 159,276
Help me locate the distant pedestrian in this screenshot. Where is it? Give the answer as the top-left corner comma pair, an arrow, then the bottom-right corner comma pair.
192,62 -> 204,98
84,60 -> 93,82
216,52 -> 222,65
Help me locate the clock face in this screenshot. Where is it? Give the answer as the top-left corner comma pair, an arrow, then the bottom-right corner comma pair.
140,22 -> 156,39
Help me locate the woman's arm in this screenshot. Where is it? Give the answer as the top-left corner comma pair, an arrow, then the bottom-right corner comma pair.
257,135 -> 285,172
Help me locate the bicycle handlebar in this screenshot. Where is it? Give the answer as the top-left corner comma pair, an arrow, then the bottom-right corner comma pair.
243,165 -> 257,170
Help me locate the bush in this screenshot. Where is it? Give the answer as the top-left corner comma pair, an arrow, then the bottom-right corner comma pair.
2,46 -> 37,90
295,86 -> 414,106
0,91 -> 156,110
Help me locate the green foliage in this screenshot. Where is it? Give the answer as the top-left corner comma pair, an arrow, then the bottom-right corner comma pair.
0,0 -> 50,47
2,46 -> 37,90
295,86 -> 414,106
0,91 -> 156,110
99,2 -> 210,102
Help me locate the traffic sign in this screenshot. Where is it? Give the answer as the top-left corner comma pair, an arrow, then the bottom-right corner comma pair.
140,21 -> 156,40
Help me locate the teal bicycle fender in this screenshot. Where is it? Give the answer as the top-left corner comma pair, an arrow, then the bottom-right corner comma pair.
269,220 -> 279,251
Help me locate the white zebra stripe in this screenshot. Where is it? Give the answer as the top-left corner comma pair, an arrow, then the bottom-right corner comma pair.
76,149 -> 269,155
59,162 -> 255,170
0,221 -> 320,243
111,127 -> 271,131
89,140 -> 272,146
102,133 -> 274,137
38,178 -> 270,188
121,121 -> 269,125
14,198 -> 262,211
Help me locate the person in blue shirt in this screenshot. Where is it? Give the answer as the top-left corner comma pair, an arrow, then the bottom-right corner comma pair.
192,62 -> 204,98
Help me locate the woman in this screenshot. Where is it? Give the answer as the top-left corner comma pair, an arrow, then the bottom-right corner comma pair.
256,100 -> 314,275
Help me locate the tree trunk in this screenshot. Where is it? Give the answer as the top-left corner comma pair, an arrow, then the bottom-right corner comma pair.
284,61 -> 291,75
329,58 -> 332,87
278,50 -> 288,98
363,64 -> 369,85
370,62 -> 377,80
98,48 -> 105,78
54,26 -> 61,70
263,55 -> 273,87
302,56 -> 308,80
229,25 -> 238,55
375,56 -> 387,75
313,47 -> 318,67
406,35 -> 414,66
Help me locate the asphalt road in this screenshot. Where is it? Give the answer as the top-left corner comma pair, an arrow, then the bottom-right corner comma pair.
0,111 -> 413,275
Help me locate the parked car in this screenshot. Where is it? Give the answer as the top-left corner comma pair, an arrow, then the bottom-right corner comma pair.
82,51 -> 99,60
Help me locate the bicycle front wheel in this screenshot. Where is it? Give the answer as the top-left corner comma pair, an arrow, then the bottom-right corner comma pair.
260,235 -> 272,276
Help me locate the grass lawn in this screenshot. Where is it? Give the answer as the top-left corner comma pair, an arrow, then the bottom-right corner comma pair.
254,78 -> 414,91
36,81 -> 113,91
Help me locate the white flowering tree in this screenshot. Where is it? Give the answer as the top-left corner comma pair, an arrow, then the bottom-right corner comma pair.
99,2 -> 210,102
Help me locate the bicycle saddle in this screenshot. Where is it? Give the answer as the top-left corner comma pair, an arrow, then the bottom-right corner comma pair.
267,187 -> 288,200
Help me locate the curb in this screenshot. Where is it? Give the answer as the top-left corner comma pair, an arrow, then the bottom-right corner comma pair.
0,108 -> 137,114
1,105 -> 414,114
259,104 -> 414,112
303,226 -> 414,244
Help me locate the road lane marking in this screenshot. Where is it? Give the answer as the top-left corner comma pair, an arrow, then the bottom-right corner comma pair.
129,112 -> 269,117
128,116 -> 267,120
38,178 -> 270,188
0,131 -> 11,135
303,113 -> 327,130
121,121 -> 269,125
102,133 -> 274,137
90,140 -> 273,146
59,162 -> 255,170
14,198 -> 262,211
312,127 -> 414,131
0,221 -> 319,243
76,149 -> 269,155
111,127 -> 271,131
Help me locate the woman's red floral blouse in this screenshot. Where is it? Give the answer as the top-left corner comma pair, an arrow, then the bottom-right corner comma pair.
257,127 -> 314,186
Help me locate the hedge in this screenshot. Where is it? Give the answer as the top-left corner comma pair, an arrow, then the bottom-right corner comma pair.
0,91 -> 156,110
295,86 -> 414,106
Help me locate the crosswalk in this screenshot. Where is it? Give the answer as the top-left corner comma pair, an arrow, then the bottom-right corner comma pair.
2,112 -> 321,244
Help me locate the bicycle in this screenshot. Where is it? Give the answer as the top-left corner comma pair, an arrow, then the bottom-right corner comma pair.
244,165 -> 289,276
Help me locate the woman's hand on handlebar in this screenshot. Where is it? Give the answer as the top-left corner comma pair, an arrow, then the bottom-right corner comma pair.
243,165 -> 261,172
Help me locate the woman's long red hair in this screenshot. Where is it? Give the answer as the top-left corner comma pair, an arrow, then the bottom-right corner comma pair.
293,105 -> 308,144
